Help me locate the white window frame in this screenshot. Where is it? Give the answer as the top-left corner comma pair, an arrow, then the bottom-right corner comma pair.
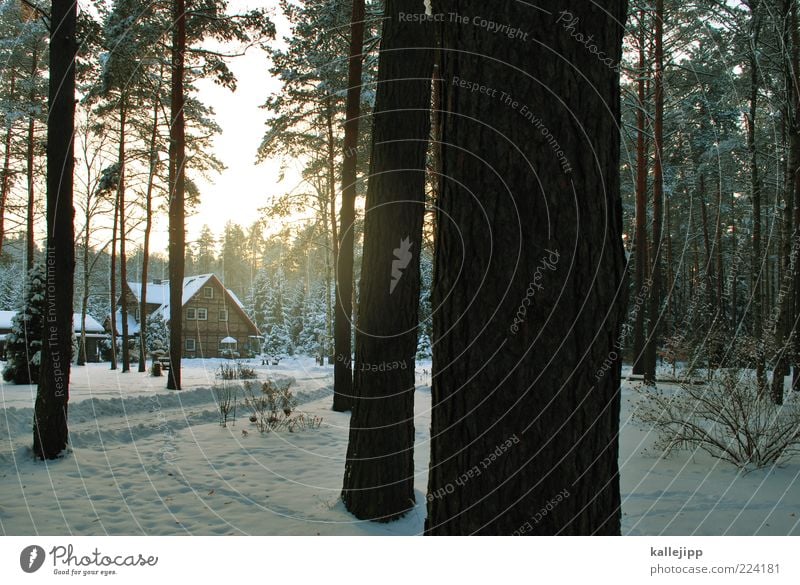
197,308 -> 208,321
186,308 -> 196,320
185,338 -> 196,351
219,308 -> 228,322
203,286 -> 214,299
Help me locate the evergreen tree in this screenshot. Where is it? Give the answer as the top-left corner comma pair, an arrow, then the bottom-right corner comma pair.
2,263 -> 44,384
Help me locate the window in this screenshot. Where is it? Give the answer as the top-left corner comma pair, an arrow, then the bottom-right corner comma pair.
197,308 -> 208,321
185,338 -> 196,351
203,286 -> 214,299
219,308 -> 228,322
186,308 -> 196,320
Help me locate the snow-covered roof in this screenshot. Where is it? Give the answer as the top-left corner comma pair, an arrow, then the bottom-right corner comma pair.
0,310 -> 15,330
112,311 -> 140,335
124,274 -> 253,329
74,313 -> 105,334
0,311 -> 105,334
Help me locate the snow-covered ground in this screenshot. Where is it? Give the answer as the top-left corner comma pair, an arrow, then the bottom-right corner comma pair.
0,358 -> 797,535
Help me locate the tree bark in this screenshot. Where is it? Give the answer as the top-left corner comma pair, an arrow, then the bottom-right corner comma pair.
118,104 -> 130,372
109,172 -> 119,371
0,73 -> 15,259
341,0 -> 433,521
425,0 -> 628,535
332,0 -> 366,412
167,0 -> 186,391
34,0 -> 77,460
139,97 -> 159,372
26,48 -> 38,272
644,0 -> 664,386
632,8 -> 648,376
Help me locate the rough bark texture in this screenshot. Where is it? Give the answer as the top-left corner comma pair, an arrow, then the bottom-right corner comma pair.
167,0 -> 186,391
425,0 -> 628,535
341,0 -> 433,521
33,0 -> 77,460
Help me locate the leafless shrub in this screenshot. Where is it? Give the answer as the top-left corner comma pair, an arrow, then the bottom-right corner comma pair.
633,369 -> 800,469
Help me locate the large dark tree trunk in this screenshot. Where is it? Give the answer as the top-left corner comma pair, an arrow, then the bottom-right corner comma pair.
644,0 -> 664,386
425,1 -> 628,535
632,11 -> 649,376
118,104 -> 131,373
33,0 -> 77,460
167,0 -> 186,391
332,0 -> 366,412
341,0 -> 433,522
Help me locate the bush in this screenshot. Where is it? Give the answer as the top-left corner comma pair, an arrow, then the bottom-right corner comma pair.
214,383 -> 238,427
216,361 -> 257,381
241,378 -> 319,433
633,369 -> 800,469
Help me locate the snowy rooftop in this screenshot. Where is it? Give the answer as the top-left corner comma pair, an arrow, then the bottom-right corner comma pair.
0,311 -> 104,334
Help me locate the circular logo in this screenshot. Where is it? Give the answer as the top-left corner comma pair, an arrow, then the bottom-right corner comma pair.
19,545 -> 45,573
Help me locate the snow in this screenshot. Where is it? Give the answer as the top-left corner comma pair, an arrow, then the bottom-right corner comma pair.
0,311 -> 105,333
0,360 -> 797,535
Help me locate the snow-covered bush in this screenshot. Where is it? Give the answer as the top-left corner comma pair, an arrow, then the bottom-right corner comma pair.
2,264 -> 45,384
633,369 -> 800,468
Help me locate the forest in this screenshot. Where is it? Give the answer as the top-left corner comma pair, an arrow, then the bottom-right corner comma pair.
0,0 -> 798,538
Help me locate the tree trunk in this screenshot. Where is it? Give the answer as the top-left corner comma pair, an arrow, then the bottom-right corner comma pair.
341,0 -> 433,521
118,104 -> 130,373
332,0 -> 366,412
644,0 -> 664,386
26,48 -> 38,272
167,0 -> 186,391
425,0 -> 628,535
0,73 -> 14,259
78,209 -> 90,366
109,175 -> 119,371
748,2 -> 766,390
632,8 -> 648,375
139,98 -> 159,372
33,0 -> 77,460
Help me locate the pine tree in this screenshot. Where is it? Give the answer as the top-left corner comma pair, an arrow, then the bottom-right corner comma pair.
2,263 -> 45,384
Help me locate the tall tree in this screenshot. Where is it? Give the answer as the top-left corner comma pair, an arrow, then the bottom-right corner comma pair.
333,0 -> 367,412
34,0 -> 77,460
644,0 -> 665,386
425,1 -> 628,534
341,0 -> 433,521
167,0 -> 187,390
